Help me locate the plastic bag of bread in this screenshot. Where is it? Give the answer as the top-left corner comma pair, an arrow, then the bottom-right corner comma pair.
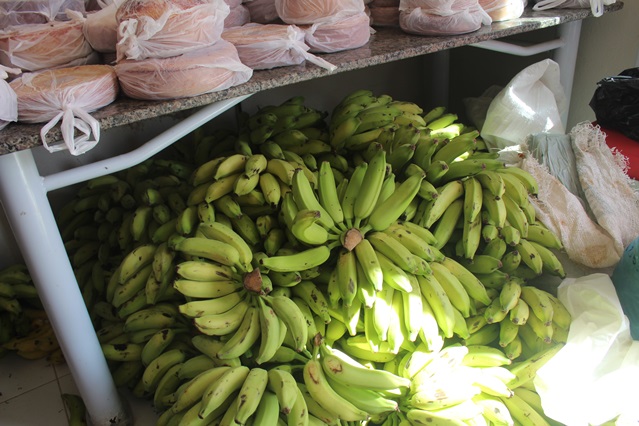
243,0 -> 279,24
222,23 -> 336,70
9,64 -> 119,155
115,39 -> 252,101
224,4 -> 251,28
399,0 -> 491,36
224,0 -> 242,7
0,0 -> 86,28
0,16 -> 94,72
369,5 -> 400,27
82,0 -> 126,53
116,0 -> 230,61
478,0 -> 525,21
302,11 -> 372,53
0,64 -> 19,130
275,0 -> 365,25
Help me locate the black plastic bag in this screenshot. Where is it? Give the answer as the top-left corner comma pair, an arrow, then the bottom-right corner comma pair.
589,67 -> 639,142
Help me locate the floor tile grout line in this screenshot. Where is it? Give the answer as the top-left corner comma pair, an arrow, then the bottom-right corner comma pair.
0,377 -> 61,403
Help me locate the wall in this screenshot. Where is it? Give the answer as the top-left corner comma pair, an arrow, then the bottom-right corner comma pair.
568,0 -> 639,128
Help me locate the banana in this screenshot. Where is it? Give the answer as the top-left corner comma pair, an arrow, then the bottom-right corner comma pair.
498,315 -> 520,348
199,365 -> 251,419
503,195 -> 529,238
499,279 -> 522,312
352,238 -> 383,292
525,306 -> 554,344
527,241 -> 566,278
118,244 -> 157,285
439,257 -> 492,307
509,298 -> 530,325
111,263 -> 153,308
353,150 -> 387,227
431,198 -> 464,250
171,236 -> 241,269
334,249 -> 357,307
259,246 -> 332,273
481,193 -> 507,229
266,294 -> 308,352
499,167 -> 539,195
377,251 -> 413,293
197,221 -> 253,273
142,348 -> 187,393
330,116 -> 362,151
464,322 -> 499,347
266,159 -> 297,186
475,170 -> 506,198
514,239 -> 543,276
252,390 -> 281,425
123,306 -> 177,333
266,367 -> 299,415
140,328 -> 176,367
506,342 -> 564,389
431,261 -> 472,318
291,280 -> 331,324
178,290 -> 246,318
319,344 -> 410,390
193,299 -> 249,336
384,224 -> 441,263
462,345 -> 512,369
255,296 -> 283,364
463,176 -> 483,224
214,154 -> 248,181
368,231 -> 420,274
472,393 -> 515,426
316,161 -> 345,226
546,293 -> 571,330
526,222 -> 563,250
499,393 -> 549,426
327,376 -> 399,415
175,260 -> 238,282
420,179 -> 464,229
400,276 -> 424,342
291,209 -> 332,246
303,357 -> 370,422
417,274 -> 456,339
500,171 -> 530,208
234,367 -> 269,425
365,173 -> 424,233
258,172 -> 282,209
432,131 -> 479,165
289,383 -> 311,426
204,173 -> 242,203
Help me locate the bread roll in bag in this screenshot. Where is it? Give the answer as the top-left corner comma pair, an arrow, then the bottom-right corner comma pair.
9,65 -> 119,155
478,0 -> 525,22
116,0 -> 230,61
224,4 -> 251,28
275,0 -> 365,24
0,18 -> 94,72
399,0 -> 491,36
243,0 -> 279,24
222,23 -> 336,71
115,39 -> 252,101
83,0 -> 126,53
302,11 -> 371,54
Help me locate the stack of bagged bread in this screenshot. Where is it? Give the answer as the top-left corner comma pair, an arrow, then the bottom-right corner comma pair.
274,0 -> 372,53
113,0 -> 252,101
367,0 -> 401,27
399,0 -> 492,36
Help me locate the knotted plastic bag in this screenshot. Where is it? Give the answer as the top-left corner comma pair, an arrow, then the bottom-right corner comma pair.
302,11 -> 372,54
399,0 -> 492,36
0,0 -> 86,27
116,0 -> 230,61
532,0 -> 616,17
0,64 -> 20,130
481,59 -> 567,151
10,65 -> 119,155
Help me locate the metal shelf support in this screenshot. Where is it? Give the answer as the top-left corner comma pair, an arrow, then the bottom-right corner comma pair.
0,94 -> 250,426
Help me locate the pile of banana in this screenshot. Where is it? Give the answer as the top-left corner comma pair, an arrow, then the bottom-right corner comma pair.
42,90 -> 576,425
0,264 -> 64,362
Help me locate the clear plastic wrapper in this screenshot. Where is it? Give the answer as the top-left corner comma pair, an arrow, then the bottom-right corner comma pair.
0,16 -> 94,71
116,0 -> 230,61
0,64 -> 19,129
115,39 -> 253,101
222,23 -> 336,71
532,0 -> 616,17
478,0 -> 525,21
9,64 -> 119,155
399,0 -> 491,36
0,0 -> 86,28
302,11 -> 372,54
224,4 -> 251,28
243,0 -> 279,24
275,0 -> 365,25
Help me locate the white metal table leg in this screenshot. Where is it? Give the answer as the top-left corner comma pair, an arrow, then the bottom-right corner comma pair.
0,150 -> 131,426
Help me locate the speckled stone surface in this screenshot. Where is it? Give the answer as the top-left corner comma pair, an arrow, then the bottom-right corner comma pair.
0,4 -> 624,156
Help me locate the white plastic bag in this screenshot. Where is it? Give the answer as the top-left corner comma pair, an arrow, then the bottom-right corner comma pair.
399,0 -> 492,36
302,12 -> 372,54
0,0 -> 86,27
116,0 -> 230,61
0,64 -> 20,130
275,0 -> 365,25
532,0 -> 616,17
535,273 -> 639,426
222,24 -> 337,71
481,59 -> 567,151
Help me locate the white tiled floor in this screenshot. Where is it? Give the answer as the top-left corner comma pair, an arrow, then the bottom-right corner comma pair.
0,353 -> 160,425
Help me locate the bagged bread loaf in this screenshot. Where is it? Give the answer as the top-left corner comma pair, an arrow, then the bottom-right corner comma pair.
302,11 -> 371,53
0,64 -> 19,130
224,0 -> 242,7
275,0 -> 365,24
83,0 -> 126,53
399,0 -> 491,36
222,23 -> 336,70
478,0 -> 525,21
370,0 -> 400,6
224,4 -> 251,28
0,17 -> 94,71
116,0 -> 229,61
369,6 -> 400,27
115,39 -> 252,101
10,64 -> 119,155
0,0 -> 86,28
243,0 -> 279,24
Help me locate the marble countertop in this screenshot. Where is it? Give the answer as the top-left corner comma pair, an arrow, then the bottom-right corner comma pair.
0,4 -> 624,156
